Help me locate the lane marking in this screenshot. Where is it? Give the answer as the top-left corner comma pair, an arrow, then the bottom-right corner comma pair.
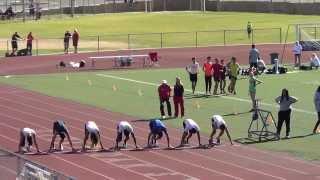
96,73 -> 316,115
7,92 -> 316,176
0,106 -> 196,180
0,96 -> 290,180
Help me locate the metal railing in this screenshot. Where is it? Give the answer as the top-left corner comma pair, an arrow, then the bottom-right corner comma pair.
0,147 -> 75,180
1,27 -> 282,56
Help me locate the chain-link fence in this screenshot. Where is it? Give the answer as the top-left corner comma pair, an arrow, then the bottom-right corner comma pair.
0,0 -> 152,21
0,148 -> 75,180
0,27 -> 282,56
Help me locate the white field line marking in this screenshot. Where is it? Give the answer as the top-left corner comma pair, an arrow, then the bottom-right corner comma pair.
0,95 -> 299,179
0,104 -> 197,180
96,73 -> 316,115
0,133 -> 115,180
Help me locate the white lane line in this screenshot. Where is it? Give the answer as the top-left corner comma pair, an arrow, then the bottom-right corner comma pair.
96,73 -> 316,115
0,97 -> 238,180
0,133 -> 115,180
0,95 -> 292,180
0,104 -> 197,180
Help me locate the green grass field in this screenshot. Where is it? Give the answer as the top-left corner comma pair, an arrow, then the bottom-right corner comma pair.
1,68 -> 319,161
2,11 -> 320,54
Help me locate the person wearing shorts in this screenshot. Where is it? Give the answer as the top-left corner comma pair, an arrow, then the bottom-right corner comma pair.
179,119 -> 201,147
18,127 -> 40,154
147,119 -> 171,148
82,121 -> 104,151
115,121 -> 138,149
49,120 -> 76,152
186,57 -> 200,94
227,57 -> 240,95
11,32 -> 22,55
209,115 -> 233,145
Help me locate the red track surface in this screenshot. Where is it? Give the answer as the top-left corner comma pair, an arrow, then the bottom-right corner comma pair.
0,85 -> 320,180
0,45 -> 319,180
0,44 -> 311,76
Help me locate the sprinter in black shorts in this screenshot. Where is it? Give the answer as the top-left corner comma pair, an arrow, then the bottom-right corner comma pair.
48,120 -> 76,152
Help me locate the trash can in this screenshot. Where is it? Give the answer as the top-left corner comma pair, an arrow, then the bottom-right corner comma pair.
270,53 -> 279,64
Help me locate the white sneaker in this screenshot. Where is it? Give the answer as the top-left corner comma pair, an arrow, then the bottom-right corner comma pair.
161,116 -> 166,119
60,144 -> 64,151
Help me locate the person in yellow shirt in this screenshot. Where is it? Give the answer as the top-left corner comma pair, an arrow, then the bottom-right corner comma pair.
227,57 -> 240,95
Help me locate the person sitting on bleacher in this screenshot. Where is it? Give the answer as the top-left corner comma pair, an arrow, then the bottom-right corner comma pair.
310,53 -> 320,69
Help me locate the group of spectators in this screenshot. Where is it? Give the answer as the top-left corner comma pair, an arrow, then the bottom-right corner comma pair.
0,3 -> 41,21
64,29 -> 80,54
185,56 -> 241,96
7,29 -> 79,57
7,31 -> 34,57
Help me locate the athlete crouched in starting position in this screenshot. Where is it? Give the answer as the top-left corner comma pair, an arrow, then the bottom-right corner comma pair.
209,115 -> 233,145
179,119 -> 201,147
82,121 -> 104,151
115,121 -> 138,150
147,119 -> 172,148
49,120 -> 76,152
18,127 -> 40,154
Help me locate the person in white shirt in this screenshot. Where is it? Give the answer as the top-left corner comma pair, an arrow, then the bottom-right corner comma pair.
209,115 -> 233,145
292,41 -> 303,67
179,119 -> 201,147
186,57 -> 200,94
313,86 -> 320,134
18,127 -> 40,154
115,121 -> 138,149
310,53 -> 320,69
82,121 -> 104,151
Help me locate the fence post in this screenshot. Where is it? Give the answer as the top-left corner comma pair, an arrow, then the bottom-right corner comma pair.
128,34 -> 130,49
6,40 -> 9,53
280,28 -> 282,44
223,30 -> 226,46
195,31 -> 198,48
97,36 -> 100,52
315,26 -> 317,40
36,39 -> 38,56
160,33 -> 163,48
251,29 -> 254,44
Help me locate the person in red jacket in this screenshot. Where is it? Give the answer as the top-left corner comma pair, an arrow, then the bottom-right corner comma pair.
158,80 -> 172,119
72,29 -> 79,53
173,77 -> 184,118
203,56 -> 213,95
26,32 -> 34,55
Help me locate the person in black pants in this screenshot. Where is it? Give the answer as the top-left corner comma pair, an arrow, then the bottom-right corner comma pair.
275,89 -> 298,139
313,86 -> 320,134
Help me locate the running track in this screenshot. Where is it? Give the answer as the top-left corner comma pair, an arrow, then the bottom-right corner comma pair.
0,84 -> 320,180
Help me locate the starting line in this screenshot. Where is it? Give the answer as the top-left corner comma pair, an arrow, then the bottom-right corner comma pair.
95,73 -> 316,115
